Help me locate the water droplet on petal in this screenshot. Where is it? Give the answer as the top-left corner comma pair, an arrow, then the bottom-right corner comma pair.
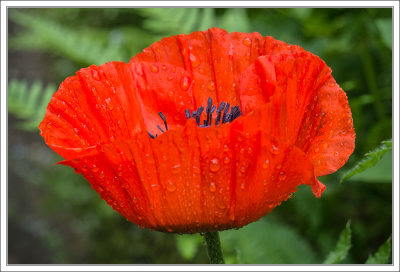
209,182 -> 216,192
240,183 -> 245,189
92,165 -> 99,172
279,172 -> 286,181
224,157 -> 230,164
161,65 -> 167,71
263,159 -> 270,169
189,53 -> 199,67
172,164 -> 181,173
207,81 -> 215,91
210,158 -> 220,172
270,144 -> 279,154
166,180 -> 176,192
91,69 -> 100,80
99,171 -> 105,179
151,184 -> 160,191
180,76 -> 190,91
243,37 -> 251,47
193,166 -> 201,174
150,65 -> 159,73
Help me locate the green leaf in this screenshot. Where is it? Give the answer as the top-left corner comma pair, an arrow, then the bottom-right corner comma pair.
218,8 -> 251,33
137,8 -> 215,36
175,234 -> 202,261
340,139 -> 392,183
324,221 -> 351,264
365,236 -> 392,264
220,218 -> 318,264
376,18 -> 392,49
9,10 -> 128,65
8,79 -> 55,131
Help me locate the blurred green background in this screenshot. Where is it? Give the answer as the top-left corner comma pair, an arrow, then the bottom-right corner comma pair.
8,8 -> 392,264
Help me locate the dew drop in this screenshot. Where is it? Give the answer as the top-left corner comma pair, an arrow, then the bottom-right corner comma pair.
193,166 -> 201,174
276,163 -> 282,169
166,180 -> 176,192
189,53 -> 199,67
240,166 -> 247,173
150,64 -> 159,73
243,37 -> 251,47
209,182 -> 216,192
240,183 -> 245,190
314,147 -> 320,153
92,165 -> 99,172
99,171 -> 105,179
172,164 -> 181,173
180,76 -> 190,91
161,65 -> 167,71
210,158 -> 220,172
207,81 -> 216,91
263,159 -> 270,169
279,172 -> 286,181
91,69 -> 100,80
270,144 -> 279,154
151,184 -> 160,191
224,156 -> 230,164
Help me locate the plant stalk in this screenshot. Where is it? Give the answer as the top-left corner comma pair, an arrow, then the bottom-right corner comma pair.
204,231 -> 225,264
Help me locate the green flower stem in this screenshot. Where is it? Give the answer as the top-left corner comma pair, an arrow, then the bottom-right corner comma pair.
204,231 -> 225,264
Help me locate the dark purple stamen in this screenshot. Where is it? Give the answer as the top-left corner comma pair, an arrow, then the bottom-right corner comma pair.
222,103 -> 230,124
148,131 -> 156,139
148,97 -> 241,139
215,101 -> 226,125
157,125 -> 165,133
185,97 -> 241,128
185,109 -> 191,119
158,112 -> 168,131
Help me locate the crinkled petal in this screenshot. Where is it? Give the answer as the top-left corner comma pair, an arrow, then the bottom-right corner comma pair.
131,28 -> 296,109
239,53 -> 355,176
60,110 -> 324,233
40,62 -> 195,159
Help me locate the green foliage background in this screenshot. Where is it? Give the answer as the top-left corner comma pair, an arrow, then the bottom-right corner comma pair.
8,8 -> 392,264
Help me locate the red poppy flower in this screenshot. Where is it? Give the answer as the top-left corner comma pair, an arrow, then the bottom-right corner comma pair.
39,28 -> 355,233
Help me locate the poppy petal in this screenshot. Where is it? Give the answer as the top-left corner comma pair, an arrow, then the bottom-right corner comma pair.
131,28 -> 296,109
59,108 -> 324,233
238,53 -> 355,176
40,62 -> 195,159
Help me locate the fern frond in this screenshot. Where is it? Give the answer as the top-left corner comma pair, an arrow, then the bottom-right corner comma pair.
136,8 -> 216,35
365,236 -> 392,264
9,10 -> 128,65
324,221 -> 352,264
340,139 -> 392,182
8,79 -> 55,131
218,8 -> 251,33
